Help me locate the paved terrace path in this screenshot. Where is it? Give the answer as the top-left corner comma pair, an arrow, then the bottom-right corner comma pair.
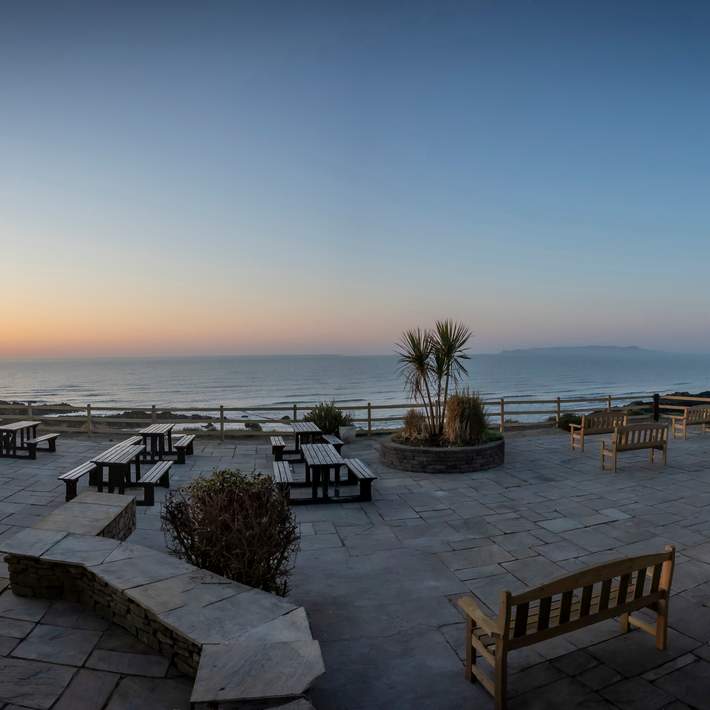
1,431 -> 710,709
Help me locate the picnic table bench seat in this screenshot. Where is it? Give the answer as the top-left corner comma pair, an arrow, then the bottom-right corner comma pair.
271,435 -> 286,460
458,546 -> 676,710
26,433 -> 60,458
174,434 -> 195,464
58,462 -> 99,501
321,433 -> 343,452
272,461 -> 294,495
138,460 -> 172,506
344,458 -> 376,502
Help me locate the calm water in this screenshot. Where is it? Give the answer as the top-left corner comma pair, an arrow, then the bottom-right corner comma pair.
0,350 -> 708,412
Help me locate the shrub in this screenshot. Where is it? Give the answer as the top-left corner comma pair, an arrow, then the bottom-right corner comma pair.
303,401 -> 352,434
160,469 -> 299,596
556,413 -> 581,430
402,408 -> 429,441
444,390 -> 488,446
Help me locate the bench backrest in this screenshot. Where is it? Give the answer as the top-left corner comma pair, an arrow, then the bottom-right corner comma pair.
685,406 -> 710,423
581,412 -> 627,433
503,546 -> 674,649
614,422 -> 668,450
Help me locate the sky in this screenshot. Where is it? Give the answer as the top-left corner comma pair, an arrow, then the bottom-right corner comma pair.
1,0 -> 709,357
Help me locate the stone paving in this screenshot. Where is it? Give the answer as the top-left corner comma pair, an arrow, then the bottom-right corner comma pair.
1,430 -> 710,708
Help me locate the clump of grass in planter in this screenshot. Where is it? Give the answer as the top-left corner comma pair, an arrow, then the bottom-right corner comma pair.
304,401 -> 352,435
161,469 -> 299,596
402,408 -> 429,441
444,390 -> 488,446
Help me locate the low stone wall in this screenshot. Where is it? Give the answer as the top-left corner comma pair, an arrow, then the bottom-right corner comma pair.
5,555 -> 200,674
379,436 -> 505,473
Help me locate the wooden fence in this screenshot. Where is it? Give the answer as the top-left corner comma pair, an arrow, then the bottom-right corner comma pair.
0,390 -> 693,440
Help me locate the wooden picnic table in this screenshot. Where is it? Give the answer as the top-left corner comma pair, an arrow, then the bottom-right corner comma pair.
292,422 -> 322,453
0,421 -> 41,457
139,423 -> 175,463
301,443 -> 345,501
92,444 -> 145,495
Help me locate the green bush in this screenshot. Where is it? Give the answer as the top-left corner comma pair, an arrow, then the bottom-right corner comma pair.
303,401 -> 352,435
160,469 -> 299,596
444,389 -> 488,446
556,413 -> 581,430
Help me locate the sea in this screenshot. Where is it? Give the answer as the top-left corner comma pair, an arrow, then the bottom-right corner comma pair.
0,348 -> 708,423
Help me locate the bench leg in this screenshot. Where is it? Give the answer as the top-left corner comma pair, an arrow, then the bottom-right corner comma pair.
620,612 -> 630,633
359,479 -> 372,502
28,444 -> 37,460
494,641 -> 508,710
465,618 -> 475,683
160,470 -> 170,488
140,483 -> 155,507
65,480 -> 77,502
177,448 -> 186,465
49,439 -> 56,452
273,447 -> 283,462
187,441 -> 194,455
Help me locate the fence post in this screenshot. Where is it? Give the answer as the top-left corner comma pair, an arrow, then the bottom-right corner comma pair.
219,405 -> 225,442
367,402 -> 372,436
607,395 -> 612,410
499,398 -> 505,433
27,401 -> 32,419
87,403 -> 93,435
151,404 -> 157,423
556,397 -> 561,425
293,403 -> 297,422
653,393 -> 660,422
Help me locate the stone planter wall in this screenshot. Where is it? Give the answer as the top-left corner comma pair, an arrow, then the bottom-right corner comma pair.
380,436 -> 504,473
6,555 -> 201,674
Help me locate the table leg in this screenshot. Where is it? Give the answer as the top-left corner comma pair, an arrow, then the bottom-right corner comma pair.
135,455 -> 142,481
322,466 -> 329,499
10,432 -> 17,456
311,467 -> 319,500
158,434 -> 165,461
168,430 -> 173,454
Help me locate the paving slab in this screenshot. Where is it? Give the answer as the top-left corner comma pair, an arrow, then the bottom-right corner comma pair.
12,623 -> 102,666
0,656 -> 75,710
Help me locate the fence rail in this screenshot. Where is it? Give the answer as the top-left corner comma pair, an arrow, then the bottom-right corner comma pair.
0,390 -> 699,440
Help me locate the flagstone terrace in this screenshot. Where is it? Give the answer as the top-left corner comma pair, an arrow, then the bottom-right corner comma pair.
1,429 -> 710,709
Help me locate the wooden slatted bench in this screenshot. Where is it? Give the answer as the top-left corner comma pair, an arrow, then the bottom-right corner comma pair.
272,461 -> 294,495
138,460 -> 172,506
601,422 -> 669,472
271,435 -> 286,461
458,546 -> 676,710
322,434 -> 344,453
569,412 -> 628,451
58,462 -> 99,501
668,405 -> 710,440
344,458 -> 376,502
174,434 -> 195,464
27,433 -> 60,459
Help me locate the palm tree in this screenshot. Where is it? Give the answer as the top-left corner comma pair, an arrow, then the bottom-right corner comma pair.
396,320 -> 472,440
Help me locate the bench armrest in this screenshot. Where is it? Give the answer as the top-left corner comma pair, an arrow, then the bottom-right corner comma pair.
457,595 -> 501,636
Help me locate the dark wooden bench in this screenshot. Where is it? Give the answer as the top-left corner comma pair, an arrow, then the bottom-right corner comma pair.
271,435 -> 286,461
27,433 -> 60,459
344,458 -> 376,502
174,434 -> 195,464
321,434 -> 344,453
138,460 -> 172,506
271,461 -> 294,495
458,546 -> 676,710
58,462 -> 99,501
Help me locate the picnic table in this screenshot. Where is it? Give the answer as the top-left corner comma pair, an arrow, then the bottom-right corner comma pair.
92,444 -> 145,495
139,423 -> 175,462
0,421 -> 40,457
302,443 -> 345,501
292,422 -> 322,453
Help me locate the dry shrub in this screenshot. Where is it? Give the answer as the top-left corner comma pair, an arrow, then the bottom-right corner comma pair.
160,469 -> 299,596
402,408 -> 428,441
445,390 -> 488,446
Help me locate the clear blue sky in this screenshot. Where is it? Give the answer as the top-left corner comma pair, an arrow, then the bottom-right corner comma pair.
2,1 -> 709,356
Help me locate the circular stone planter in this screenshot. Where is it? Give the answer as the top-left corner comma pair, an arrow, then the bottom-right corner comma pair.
380,435 -> 504,473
